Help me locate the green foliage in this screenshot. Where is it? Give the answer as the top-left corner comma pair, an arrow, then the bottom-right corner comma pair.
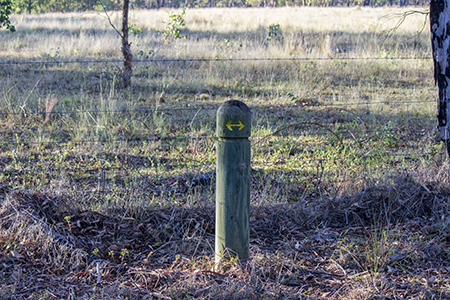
7,0 -> 429,12
137,49 -> 154,59
0,0 -> 15,32
3,0 -> 429,14
12,0 -> 102,13
41,46 -> 60,59
64,215 -> 72,230
245,0 -> 263,6
128,21 -> 155,59
267,23 -> 282,43
120,248 -> 129,260
128,22 -> 142,37
162,8 -> 187,40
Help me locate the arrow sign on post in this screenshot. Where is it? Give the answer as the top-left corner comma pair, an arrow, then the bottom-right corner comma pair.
215,100 -> 251,269
226,120 -> 245,131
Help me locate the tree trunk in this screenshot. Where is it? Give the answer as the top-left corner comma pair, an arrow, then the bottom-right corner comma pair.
430,0 -> 450,155
121,0 -> 133,88
27,0 -> 33,12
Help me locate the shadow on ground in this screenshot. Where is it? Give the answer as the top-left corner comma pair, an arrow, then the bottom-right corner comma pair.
1,168 -> 450,299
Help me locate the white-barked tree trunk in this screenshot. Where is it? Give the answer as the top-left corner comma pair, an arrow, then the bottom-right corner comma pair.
431,0 -> 450,155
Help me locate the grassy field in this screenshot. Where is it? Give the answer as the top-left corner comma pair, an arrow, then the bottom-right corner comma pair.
1,6 -> 450,299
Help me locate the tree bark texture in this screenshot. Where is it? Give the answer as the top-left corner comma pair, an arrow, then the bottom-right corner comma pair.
430,0 -> 450,154
122,0 -> 133,88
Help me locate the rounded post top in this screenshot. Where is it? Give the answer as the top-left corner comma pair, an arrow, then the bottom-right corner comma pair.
216,100 -> 251,138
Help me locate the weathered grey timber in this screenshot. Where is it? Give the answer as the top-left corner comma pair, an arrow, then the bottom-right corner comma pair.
215,100 -> 251,265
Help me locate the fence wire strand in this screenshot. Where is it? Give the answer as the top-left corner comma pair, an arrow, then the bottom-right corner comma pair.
0,56 -> 443,204
0,56 -> 434,66
0,99 -> 438,116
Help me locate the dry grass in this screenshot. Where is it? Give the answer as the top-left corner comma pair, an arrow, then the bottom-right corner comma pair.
1,165 -> 450,299
0,6 -> 449,300
3,7 -> 430,59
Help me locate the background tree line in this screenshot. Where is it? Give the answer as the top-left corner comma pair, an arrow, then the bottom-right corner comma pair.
9,0 -> 428,13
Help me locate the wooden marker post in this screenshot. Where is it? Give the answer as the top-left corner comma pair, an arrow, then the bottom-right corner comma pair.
215,100 -> 251,266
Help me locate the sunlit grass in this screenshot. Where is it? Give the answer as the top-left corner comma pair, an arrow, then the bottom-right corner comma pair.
2,7 -> 430,60
2,6 -> 450,300
0,6 -> 439,218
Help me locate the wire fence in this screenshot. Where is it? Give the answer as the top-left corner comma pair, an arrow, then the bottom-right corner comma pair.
0,56 -> 434,65
0,56 -> 441,208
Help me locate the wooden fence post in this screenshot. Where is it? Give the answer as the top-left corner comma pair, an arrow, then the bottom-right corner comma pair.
215,100 -> 251,266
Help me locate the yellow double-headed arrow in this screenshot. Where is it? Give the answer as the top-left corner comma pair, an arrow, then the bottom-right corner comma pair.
226,120 -> 245,131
